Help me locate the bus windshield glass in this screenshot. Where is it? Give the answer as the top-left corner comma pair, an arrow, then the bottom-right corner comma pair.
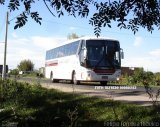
86,40 -> 121,69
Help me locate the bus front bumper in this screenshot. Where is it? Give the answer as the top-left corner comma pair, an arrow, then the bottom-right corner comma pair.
79,70 -> 121,82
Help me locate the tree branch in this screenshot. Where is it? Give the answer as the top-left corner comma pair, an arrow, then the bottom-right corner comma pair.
43,0 -> 55,17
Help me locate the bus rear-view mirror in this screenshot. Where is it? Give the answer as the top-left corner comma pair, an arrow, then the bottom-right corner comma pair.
120,48 -> 124,59
83,48 -> 87,59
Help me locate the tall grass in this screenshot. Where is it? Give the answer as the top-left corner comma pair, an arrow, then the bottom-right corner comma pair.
0,79 -> 160,127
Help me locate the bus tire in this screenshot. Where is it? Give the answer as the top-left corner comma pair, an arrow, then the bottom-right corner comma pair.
50,71 -> 59,83
50,71 -> 53,82
100,81 -> 108,86
72,72 -> 80,85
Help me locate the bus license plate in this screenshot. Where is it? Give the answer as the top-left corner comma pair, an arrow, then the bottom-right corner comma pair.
102,76 -> 108,79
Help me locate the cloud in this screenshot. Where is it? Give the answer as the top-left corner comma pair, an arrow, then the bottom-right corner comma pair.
11,32 -> 18,38
122,56 -> 160,73
149,49 -> 160,57
69,27 -> 78,30
0,35 -> 67,69
31,36 -> 66,50
133,36 -> 143,47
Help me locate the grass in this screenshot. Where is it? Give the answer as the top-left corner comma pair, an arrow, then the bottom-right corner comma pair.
0,79 -> 160,127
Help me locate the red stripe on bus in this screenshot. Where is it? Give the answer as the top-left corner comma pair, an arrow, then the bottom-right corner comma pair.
45,63 -> 58,67
93,69 -> 115,74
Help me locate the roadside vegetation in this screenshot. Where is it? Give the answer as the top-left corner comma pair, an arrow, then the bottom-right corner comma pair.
0,79 -> 160,127
17,59 -> 34,72
114,69 -> 160,86
8,59 -> 44,80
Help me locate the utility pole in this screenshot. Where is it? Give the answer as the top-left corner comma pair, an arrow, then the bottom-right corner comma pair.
2,12 -> 9,80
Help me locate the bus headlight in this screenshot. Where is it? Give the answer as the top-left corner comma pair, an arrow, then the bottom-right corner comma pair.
115,71 -> 121,80
81,72 -> 91,80
116,77 -> 120,81
86,73 -> 91,80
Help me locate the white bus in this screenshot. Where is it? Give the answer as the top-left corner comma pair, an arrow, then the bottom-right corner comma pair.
45,37 -> 124,85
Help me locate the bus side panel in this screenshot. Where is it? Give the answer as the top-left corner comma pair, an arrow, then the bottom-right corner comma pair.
45,55 -> 79,80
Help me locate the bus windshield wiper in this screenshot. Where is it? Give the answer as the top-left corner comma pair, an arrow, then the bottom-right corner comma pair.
93,54 -> 115,69
93,54 -> 105,69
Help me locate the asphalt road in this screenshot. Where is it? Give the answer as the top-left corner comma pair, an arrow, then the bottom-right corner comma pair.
18,77 -> 160,106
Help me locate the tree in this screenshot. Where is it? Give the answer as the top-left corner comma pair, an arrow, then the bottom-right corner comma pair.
131,68 -> 144,84
67,33 -> 79,40
9,69 -> 19,75
17,59 -> 34,72
9,69 -> 19,79
1,0 -> 160,37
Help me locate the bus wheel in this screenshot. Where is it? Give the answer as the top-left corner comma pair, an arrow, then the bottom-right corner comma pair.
72,72 -> 80,85
50,71 -> 53,82
50,72 -> 59,83
100,81 -> 108,86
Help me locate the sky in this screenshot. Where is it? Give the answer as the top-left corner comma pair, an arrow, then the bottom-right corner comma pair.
0,1 -> 160,73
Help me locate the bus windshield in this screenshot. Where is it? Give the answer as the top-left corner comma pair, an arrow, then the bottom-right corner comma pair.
86,40 -> 121,69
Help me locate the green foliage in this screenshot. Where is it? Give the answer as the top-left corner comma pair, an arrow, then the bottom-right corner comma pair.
14,11 -> 42,29
0,79 -> 160,126
14,12 -> 28,29
36,73 -> 44,78
67,33 -> 79,40
8,0 -> 42,29
155,73 -> 160,86
9,69 -> 19,76
120,70 -> 160,107
131,68 -> 145,84
119,69 -> 159,86
89,0 -> 160,37
0,79 -> 30,105
1,1 -> 160,36
118,74 -> 135,85
131,69 -> 155,86
0,0 -> 4,4
155,73 -> 160,80
17,59 -> 34,72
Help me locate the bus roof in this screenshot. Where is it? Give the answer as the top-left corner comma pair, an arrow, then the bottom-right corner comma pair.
65,36 -> 119,42
47,37 -> 119,51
